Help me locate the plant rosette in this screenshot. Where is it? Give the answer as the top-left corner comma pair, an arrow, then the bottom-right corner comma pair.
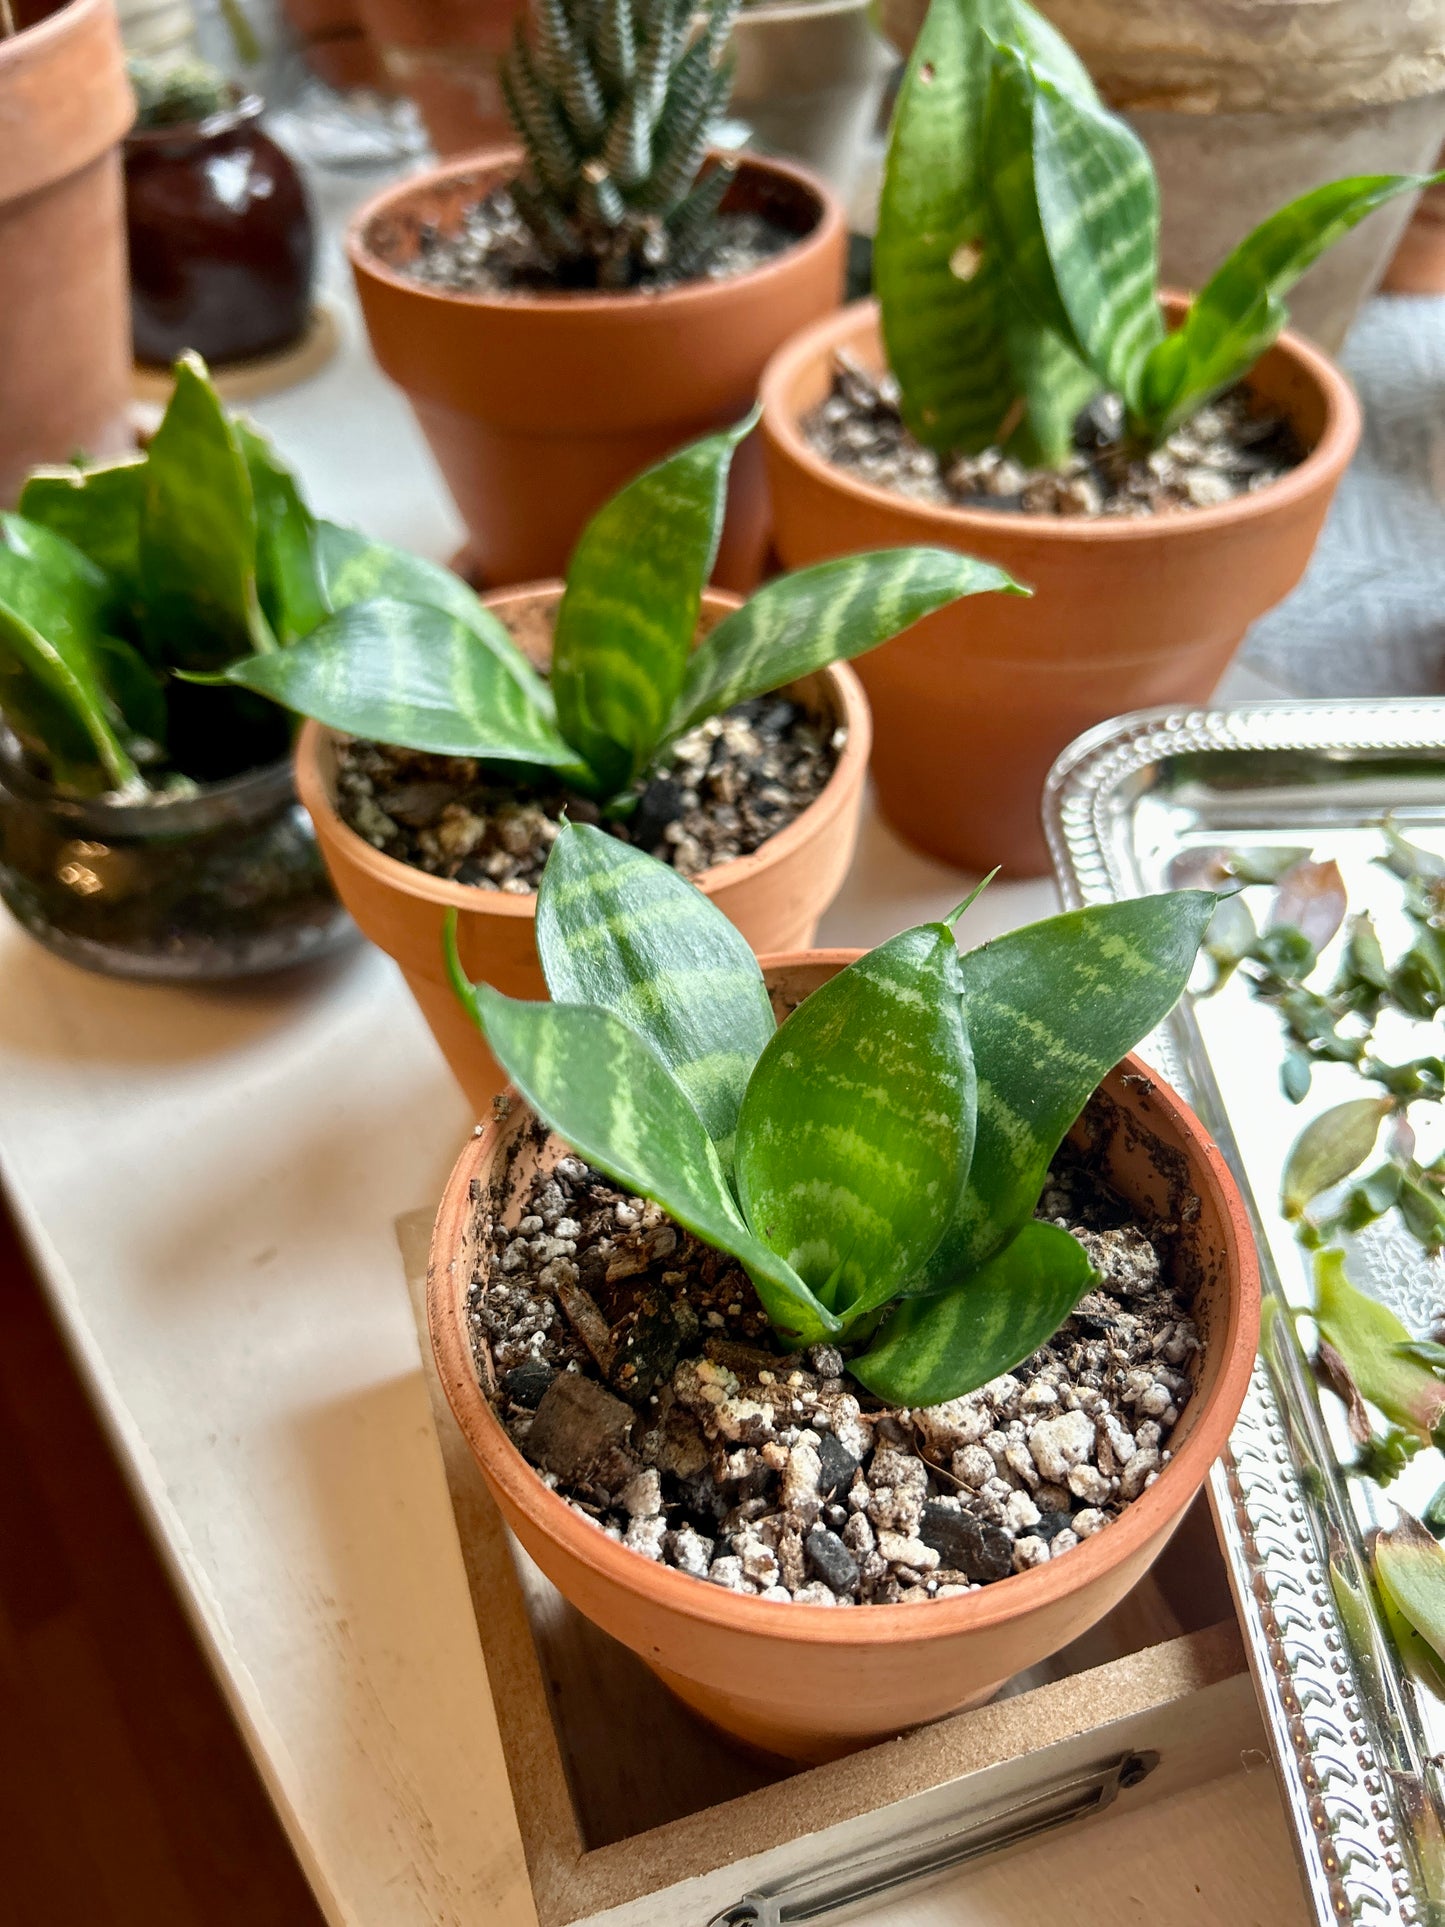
349,145 -> 846,595
754,0 -> 1445,874
293,588 -> 872,1111
426,828 -> 1260,1760
761,295 -> 1360,876
238,417 -> 1011,1107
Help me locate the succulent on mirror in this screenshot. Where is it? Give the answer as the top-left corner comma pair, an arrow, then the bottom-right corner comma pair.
499,0 -> 742,288
875,0 -> 1442,468
221,412 -> 1021,814
445,819 -> 1213,1402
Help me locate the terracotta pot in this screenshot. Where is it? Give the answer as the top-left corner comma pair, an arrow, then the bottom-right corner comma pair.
730,0 -> 896,203
427,953 -> 1261,1762
294,584 -> 871,1112
347,148 -> 847,596
125,93 -> 315,368
351,0 -> 518,152
876,0 -> 1445,354
760,297 -> 1360,877
0,0 -> 135,506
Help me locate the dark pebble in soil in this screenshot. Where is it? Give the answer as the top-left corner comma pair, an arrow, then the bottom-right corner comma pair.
920,1501 -> 1014,1584
1033,1510 -> 1076,1543
609,1290 -> 699,1406
806,1525 -> 861,1596
627,775 -> 689,854
817,1431 -> 860,1500
501,1359 -> 556,1409
524,1372 -> 639,1496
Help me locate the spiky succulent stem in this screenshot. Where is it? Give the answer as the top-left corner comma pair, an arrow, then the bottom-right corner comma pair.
499,0 -> 741,288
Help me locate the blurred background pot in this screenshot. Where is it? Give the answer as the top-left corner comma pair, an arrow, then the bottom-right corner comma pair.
729,0 -> 896,204
877,0 -> 1445,352
0,0 -> 135,506
125,91 -> 315,368
352,0 -> 517,154
278,0 -> 384,89
0,743 -> 354,981
1383,149 -> 1445,293
348,147 -> 846,594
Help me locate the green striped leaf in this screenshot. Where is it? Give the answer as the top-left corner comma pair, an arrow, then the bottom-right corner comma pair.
733,924 -> 975,1326
234,422 -> 327,646
921,891 -> 1215,1285
17,459 -> 145,628
1138,172 -> 1440,440
220,598 -> 592,776
138,354 -> 273,670
854,1218 -> 1096,1405
0,515 -> 140,792
667,548 -> 1023,740
875,0 -> 1099,457
462,976 -> 838,1344
985,44 -> 1163,410
551,415 -> 752,795
535,822 -> 774,1162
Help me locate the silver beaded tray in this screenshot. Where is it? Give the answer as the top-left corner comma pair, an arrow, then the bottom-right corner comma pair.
1046,696 -> 1445,1927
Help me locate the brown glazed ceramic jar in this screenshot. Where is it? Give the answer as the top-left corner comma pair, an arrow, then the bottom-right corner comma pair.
125,95 -> 315,368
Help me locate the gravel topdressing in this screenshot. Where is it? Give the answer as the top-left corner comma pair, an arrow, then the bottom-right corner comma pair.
468,1107 -> 1202,1607
334,696 -> 842,890
803,353 -> 1303,519
392,186 -> 797,297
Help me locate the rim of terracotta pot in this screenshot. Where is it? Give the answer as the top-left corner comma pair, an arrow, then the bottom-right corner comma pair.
292,580 -> 872,924
0,0 -> 136,206
345,145 -> 846,318
760,294 -> 1363,548
427,1009 -> 1261,1650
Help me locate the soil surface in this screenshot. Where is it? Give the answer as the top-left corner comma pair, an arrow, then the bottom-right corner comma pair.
335,696 -> 841,889
803,353 -> 1303,518
469,1110 -> 1201,1606
396,187 -> 796,296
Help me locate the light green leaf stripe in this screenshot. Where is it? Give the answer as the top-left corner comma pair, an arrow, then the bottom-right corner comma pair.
0,515 -> 140,792
855,1218 -> 1096,1405
314,520 -> 556,719
921,891 -> 1215,1285
234,421 -> 327,646
472,983 -> 839,1343
1139,171 -> 1440,439
734,923 -> 975,1324
535,822 -> 774,1161
985,48 -> 1163,408
875,0 -> 1100,457
668,547 -> 1023,739
221,598 -> 593,775
551,415 -> 753,794
138,352 -> 273,670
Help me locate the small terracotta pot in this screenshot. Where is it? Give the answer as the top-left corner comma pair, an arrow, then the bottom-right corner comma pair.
351,0 -> 518,153
427,955 -> 1261,1763
347,148 -> 847,595
0,0 -> 135,506
294,584 -> 871,1112
125,94 -> 315,368
279,0 -> 384,92
760,297 -> 1361,876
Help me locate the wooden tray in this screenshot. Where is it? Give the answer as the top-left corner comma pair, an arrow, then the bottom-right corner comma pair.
399,1214 -> 1265,1927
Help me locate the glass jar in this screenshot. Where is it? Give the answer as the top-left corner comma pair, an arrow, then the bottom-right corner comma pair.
0,744 -> 356,979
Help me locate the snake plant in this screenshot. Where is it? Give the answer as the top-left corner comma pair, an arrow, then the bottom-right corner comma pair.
876,0 -> 1440,466
447,821 -> 1213,1403
0,354 -> 321,795
221,414 -> 1018,808
499,0 -> 741,288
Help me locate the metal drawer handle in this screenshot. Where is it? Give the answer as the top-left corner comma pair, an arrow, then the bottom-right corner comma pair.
707,1749 -> 1159,1926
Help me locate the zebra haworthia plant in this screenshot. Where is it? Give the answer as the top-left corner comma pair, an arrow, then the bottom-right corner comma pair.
876,0 -> 1440,467
446,822 -> 1214,1404
219,414 -> 1018,809
500,0 -> 741,289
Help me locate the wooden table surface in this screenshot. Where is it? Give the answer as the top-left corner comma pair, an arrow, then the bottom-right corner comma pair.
0,161 -> 1314,1927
